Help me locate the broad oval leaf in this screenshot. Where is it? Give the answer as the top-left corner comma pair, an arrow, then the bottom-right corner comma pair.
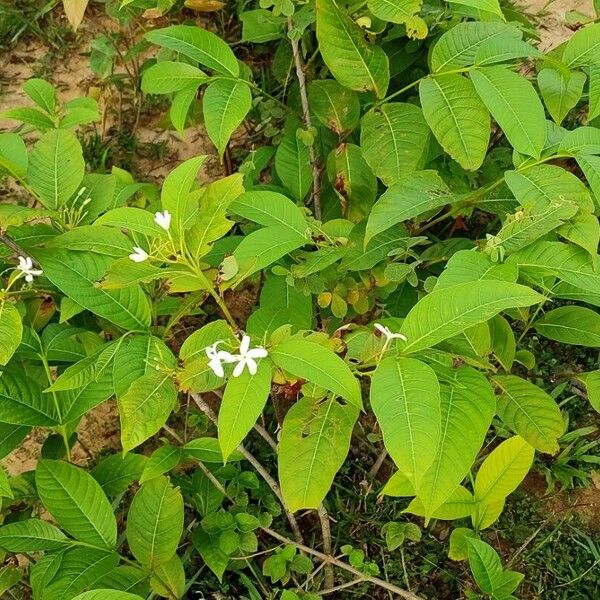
28,129 -> 85,210
315,0 -> 389,98
416,366 -> 496,520
360,103 -> 429,186
34,249 -> 151,331
308,80 -> 360,134
534,305 -> 600,347
144,25 -> 239,76
563,22 -> 600,68
126,475 -> 184,568
279,396 -> 358,511
141,61 -> 207,94
370,357 -> 441,485
400,281 -> 544,354
0,371 -> 58,426
36,459 -> 117,549
0,519 -> 68,552
203,79 -> 252,157
538,68 -> 586,125
218,358 -> 272,461
274,129 -> 312,201
73,591 -> 144,600
470,66 -> 545,158
419,74 -> 490,170
270,338 -> 363,409
367,0 -> 420,24
0,302 -> 22,366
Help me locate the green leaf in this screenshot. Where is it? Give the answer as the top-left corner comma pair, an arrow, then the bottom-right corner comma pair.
448,527 -> 477,561
0,302 -> 22,366
140,445 -> 182,484
563,22 -> 600,68
203,79 -> 252,157
270,339 -> 363,409
2,107 -> 55,130
489,315 -> 516,371
467,538 -> 523,597
91,453 -> 148,496
95,207 -> 166,238
315,0 -> 389,98
218,359 -> 272,461
399,281 -> 544,354
419,74 -> 490,170
240,9 -> 284,43
170,85 -> 198,135
589,65 -> 600,121
36,460 -> 117,549
28,129 -> 85,210
365,170 -> 451,243
0,519 -> 68,552
371,357 -> 441,485
161,155 -> 206,236
416,367 -> 496,520
34,249 -> 151,331
407,485 -> 475,520
141,61 -> 207,94
73,591 -> 144,600
326,143 -> 377,221
448,0 -> 503,17
308,80 -> 360,134
126,476 -> 184,568
470,66 -> 546,158
367,0 -> 420,24
493,375 -> 563,454
144,25 -> 239,76
473,38 -> 542,66
505,165 -> 593,212
184,437 -> 243,463
538,69 -> 586,125
380,470 -> 415,497
430,22 -> 522,73
118,371 -> 178,453
472,436 -> 534,529
534,305 -> 600,347
279,397 -> 358,511
558,126 -> 600,155
577,370 -> 600,413
275,129 -> 312,201
23,78 -> 56,113
0,371 -> 58,426
558,212 -> 600,255
150,553 -> 185,599
360,103 -> 429,185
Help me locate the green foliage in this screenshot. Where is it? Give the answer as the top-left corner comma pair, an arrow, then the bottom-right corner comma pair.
1,2 -> 600,597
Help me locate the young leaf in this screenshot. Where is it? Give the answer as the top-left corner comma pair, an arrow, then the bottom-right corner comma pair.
170,85 -> 198,135
140,445 -> 183,484
126,476 -> 184,568
36,460 -> 117,549
470,67 -> 546,158
118,371 -> 178,453
538,69 -> 586,125
360,103 -> 429,185
270,339 -> 363,409
416,367 -> 496,520
203,79 -> 252,157
400,281 -> 544,354
279,397 -> 358,511
0,519 -> 68,552
27,129 -> 85,210
370,357 -> 441,486
407,485 -> 475,520
534,306 -> 600,347
563,22 -> 600,68
144,25 -> 239,76
141,61 -> 207,94
494,375 -> 563,454
23,78 -> 56,113
472,436 -> 534,529
315,0 -> 389,98
218,358 -> 272,461
308,80 -> 360,134
365,170 -> 451,243
275,129 -> 312,201
0,301 -> 22,366
419,74 -> 490,170
448,527 -> 477,561
430,22 -> 522,73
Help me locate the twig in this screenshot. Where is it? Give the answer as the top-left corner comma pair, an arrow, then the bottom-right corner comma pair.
318,504 -> 335,589
0,232 -> 39,265
287,18 -> 321,220
262,527 -> 424,600
369,448 -> 388,479
317,577 -> 367,595
190,393 -> 303,544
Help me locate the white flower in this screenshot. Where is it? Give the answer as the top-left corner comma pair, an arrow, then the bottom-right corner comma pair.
154,210 -> 172,231
374,322 -> 407,342
230,335 -> 268,377
205,341 -> 236,378
129,247 -> 149,263
17,256 -> 42,283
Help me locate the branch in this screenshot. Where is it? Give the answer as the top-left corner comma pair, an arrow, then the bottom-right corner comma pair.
317,504 -> 334,589
287,18 -> 321,220
0,232 -> 39,266
190,393 -> 303,544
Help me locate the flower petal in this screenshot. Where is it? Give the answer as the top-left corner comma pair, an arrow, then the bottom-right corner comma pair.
233,360 -> 246,377
246,357 -> 258,376
247,347 -> 268,359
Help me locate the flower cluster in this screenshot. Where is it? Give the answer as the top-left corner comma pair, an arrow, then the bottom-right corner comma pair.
206,335 -> 268,378
128,210 -> 171,263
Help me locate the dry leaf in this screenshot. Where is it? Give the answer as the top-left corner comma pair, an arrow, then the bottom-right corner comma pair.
184,0 -> 225,12
142,7 -> 165,19
62,0 -> 89,31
